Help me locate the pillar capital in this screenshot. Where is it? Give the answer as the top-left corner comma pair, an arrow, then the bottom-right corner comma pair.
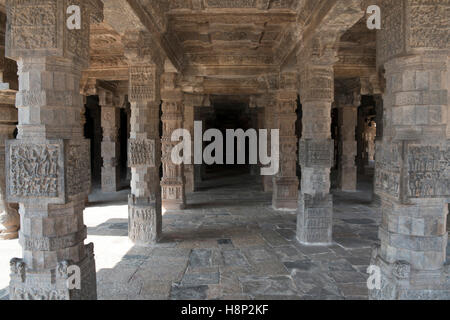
335,78 -> 362,109
123,31 -> 165,70
6,0 -> 102,67
377,0 -> 450,69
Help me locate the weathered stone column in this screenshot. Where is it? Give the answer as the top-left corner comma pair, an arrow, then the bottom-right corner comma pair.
0,21 -> 19,240
336,85 -> 360,191
0,94 -> 19,240
297,52 -> 336,245
125,32 -> 163,244
161,63 -> 186,210
370,0 -> 449,300
5,0 -> 102,300
272,73 -> 299,211
259,94 -> 274,192
183,94 -> 196,193
99,89 -> 120,192
372,94 -> 384,205
124,101 -> 132,183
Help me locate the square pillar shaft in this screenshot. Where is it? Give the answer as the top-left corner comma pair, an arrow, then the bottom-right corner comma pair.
161,72 -> 186,210
272,83 -> 299,211
297,59 -> 335,245
371,0 -> 450,300
4,0 -> 103,300
127,63 -> 161,245
99,91 -> 120,192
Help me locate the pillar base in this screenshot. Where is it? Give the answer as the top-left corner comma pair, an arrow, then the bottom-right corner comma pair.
297,194 -> 333,245
272,177 -> 298,211
369,246 -> 450,300
101,166 -> 120,193
372,193 -> 382,207
128,194 -> 162,245
162,200 -> 185,211
9,244 -> 97,300
263,176 -> 273,192
338,166 -> 357,191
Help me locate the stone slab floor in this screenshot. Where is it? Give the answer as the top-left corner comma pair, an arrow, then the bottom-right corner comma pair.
0,168 -> 448,300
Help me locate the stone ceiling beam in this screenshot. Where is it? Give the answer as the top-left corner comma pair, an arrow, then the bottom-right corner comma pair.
283,0 -> 365,68
126,0 -> 184,71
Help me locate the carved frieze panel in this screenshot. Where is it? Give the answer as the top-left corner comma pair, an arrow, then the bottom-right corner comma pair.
206,0 -> 257,8
128,139 -> 156,168
377,0 -> 450,67
299,66 -> 334,102
299,139 -> 334,168
406,144 -> 450,199
6,139 -> 65,204
129,66 -> 156,102
374,142 -> 402,199
6,0 -> 91,66
66,140 -> 91,197
408,1 -> 450,50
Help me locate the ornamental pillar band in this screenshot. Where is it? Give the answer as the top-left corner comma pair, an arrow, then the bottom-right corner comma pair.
4,0 -> 103,300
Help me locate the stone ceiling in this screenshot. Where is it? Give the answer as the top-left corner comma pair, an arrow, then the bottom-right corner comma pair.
0,0 -> 376,97
167,1 -> 300,78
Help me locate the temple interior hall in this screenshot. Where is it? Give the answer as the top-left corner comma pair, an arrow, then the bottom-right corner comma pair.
0,0 -> 448,300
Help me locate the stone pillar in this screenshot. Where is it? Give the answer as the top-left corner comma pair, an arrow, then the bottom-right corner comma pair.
372,94 -> 384,205
336,88 -> 360,191
247,103 -> 259,176
370,0 -> 450,300
183,95 -> 195,193
161,63 -> 186,210
0,21 -> 19,240
5,0 -> 102,300
126,63 -> 162,244
99,90 -> 120,192
297,53 -> 336,245
124,101 -> 132,183
0,95 -> 19,240
272,73 -> 299,211
259,95 -> 274,192
356,108 -> 367,174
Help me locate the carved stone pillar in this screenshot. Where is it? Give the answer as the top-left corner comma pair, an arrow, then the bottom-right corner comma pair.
127,65 -> 161,244
0,94 -> 19,240
0,16 -> 19,240
124,31 -> 164,245
336,85 -> 360,191
124,101 -> 132,183
161,65 -> 185,210
370,0 -> 450,300
183,94 -> 196,193
272,73 -> 299,211
297,53 -> 336,245
248,103 -> 260,176
259,95 -> 274,192
5,0 -> 103,300
372,94 -> 384,205
99,90 -> 120,192
356,108 -> 368,174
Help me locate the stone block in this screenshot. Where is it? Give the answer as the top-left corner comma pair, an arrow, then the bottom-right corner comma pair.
297,194 -> 333,245
9,243 -> 97,300
128,194 -> 161,245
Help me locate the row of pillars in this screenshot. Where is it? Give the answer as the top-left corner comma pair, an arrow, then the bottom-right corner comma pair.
0,0 -> 447,300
